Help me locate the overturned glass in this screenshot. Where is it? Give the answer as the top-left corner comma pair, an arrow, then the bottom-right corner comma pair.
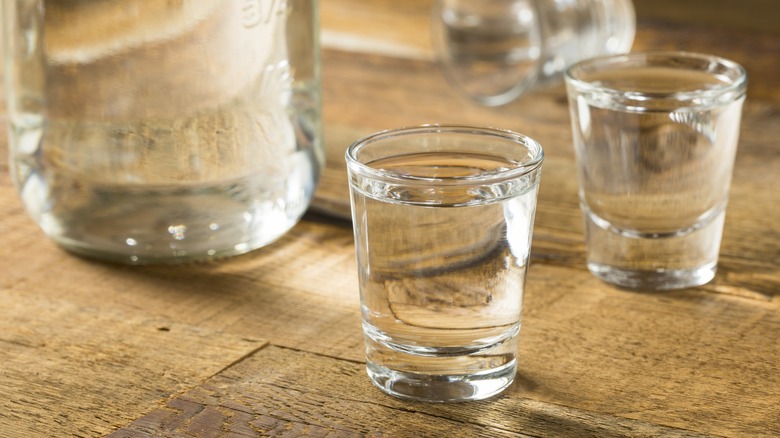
432,0 -> 635,106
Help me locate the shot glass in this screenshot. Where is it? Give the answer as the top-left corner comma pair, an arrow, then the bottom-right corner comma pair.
565,52 -> 747,290
346,125 -> 543,402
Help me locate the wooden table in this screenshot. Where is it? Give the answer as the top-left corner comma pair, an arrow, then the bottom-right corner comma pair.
2,1 -> 779,436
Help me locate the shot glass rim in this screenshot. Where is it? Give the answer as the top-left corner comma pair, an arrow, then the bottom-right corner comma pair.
345,124 -> 544,187
564,51 -> 748,105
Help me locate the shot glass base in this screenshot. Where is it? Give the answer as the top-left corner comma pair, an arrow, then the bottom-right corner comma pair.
583,207 -> 724,291
366,360 -> 516,403
588,262 -> 717,291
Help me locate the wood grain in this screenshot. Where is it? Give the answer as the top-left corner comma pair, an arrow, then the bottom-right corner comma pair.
633,0 -> 780,34
2,178 -> 778,436
0,182 -> 365,361
321,0 -> 433,60
0,1 -> 779,436
112,346 -> 723,437
0,286 -> 265,436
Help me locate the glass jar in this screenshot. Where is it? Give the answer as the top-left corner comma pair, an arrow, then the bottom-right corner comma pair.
2,0 -> 322,263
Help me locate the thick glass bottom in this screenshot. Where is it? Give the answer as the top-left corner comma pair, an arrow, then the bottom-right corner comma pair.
366,359 -> 516,403
588,262 -> 717,291
583,208 -> 723,290
43,188 -> 311,265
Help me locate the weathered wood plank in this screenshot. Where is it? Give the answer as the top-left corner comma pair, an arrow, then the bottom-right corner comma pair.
112,345 -> 720,437
5,191 -> 776,436
0,182 -> 366,362
321,0 -> 433,60
0,287 -> 266,437
520,264 -> 780,436
633,0 -> 780,35
0,1 -> 778,436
